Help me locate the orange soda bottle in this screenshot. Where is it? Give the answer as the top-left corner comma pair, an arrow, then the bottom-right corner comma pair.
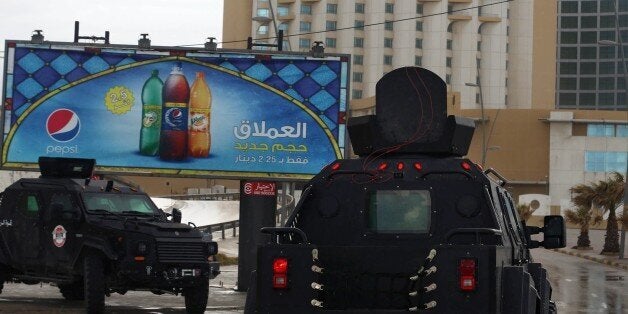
188,72 -> 211,157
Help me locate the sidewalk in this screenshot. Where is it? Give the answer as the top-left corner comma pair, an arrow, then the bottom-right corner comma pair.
553,228 -> 628,271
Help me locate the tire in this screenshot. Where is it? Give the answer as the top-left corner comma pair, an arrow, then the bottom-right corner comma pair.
83,255 -> 106,313
0,264 -> 7,295
59,281 -> 85,300
184,276 -> 209,314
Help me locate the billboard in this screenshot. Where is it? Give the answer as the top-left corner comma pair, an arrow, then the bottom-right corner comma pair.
1,41 -> 349,180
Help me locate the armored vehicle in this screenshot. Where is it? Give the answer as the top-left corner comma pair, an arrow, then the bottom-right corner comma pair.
0,157 -> 219,313
245,67 -> 565,313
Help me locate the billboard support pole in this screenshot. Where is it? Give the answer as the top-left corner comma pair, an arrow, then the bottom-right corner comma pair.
236,180 -> 277,291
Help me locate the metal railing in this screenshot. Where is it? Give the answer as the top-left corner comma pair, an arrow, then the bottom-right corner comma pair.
199,220 -> 240,240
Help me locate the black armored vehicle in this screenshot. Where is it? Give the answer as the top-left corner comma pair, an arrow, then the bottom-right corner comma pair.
245,67 -> 565,313
0,157 -> 219,313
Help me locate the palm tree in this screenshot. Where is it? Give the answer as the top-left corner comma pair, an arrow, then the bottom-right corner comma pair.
569,183 -> 598,249
592,172 -> 624,255
564,206 -> 601,249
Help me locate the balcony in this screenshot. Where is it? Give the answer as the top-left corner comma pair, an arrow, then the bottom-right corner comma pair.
479,13 -> 502,23
277,0 -> 295,3
302,0 -> 320,2
448,12 -> 472,21
278,13 -> 295,21
417,0 -> 441,2
449,0 -> 471,2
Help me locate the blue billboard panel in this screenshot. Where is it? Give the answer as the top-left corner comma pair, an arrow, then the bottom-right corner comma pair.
1,41 -> 349,179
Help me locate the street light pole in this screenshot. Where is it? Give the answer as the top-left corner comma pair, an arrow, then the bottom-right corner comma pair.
465,81 -> 486,167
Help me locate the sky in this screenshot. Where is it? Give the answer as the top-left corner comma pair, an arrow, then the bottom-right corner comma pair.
0,0 -> 225,88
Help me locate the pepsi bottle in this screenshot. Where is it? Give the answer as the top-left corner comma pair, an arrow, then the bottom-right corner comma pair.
159,62 -> 190,160
139,70 -> 163,156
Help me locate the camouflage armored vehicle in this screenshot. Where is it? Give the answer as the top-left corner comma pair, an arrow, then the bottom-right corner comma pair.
0,157 -> 219,313
244,67 -> 565,313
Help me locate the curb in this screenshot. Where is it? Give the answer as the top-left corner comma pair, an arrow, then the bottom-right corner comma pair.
553,248 -> 628,271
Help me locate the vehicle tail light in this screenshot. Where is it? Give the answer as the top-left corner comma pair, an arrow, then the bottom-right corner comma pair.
272,257 -> 288,289
396,162 -> 404,170
331,162 -> 341,171
413,162 -> 423,171
378,162 -> 388,171
459,258 -> 476,291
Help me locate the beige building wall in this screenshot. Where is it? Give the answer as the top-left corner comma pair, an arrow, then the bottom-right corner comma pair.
530,0 -> 556,110
223,0 -> 253,49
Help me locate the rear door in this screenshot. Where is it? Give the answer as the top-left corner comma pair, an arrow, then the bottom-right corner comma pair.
43,191 -> 83,275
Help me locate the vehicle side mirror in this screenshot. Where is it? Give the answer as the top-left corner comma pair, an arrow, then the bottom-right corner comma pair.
541,215 -> 566,249
171,208 -> 182,224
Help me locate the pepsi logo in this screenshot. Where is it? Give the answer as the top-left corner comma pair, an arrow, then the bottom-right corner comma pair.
171,109 -> 182,118
46,109 -> 81,142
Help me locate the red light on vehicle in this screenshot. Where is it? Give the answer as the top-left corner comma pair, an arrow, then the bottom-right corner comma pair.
378,162 -> 388,171
459,258 -> 476,291
272,258 -> 289,289
331,162 -> 341,171
413,162 -> 423,171
273,258 -> 288,274
134,256 -> 145,262
461,161 -> 472,171
396,162 -> 404,171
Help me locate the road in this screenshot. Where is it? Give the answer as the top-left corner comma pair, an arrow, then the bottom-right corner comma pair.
532,249 -> 627,313
0,250 -> 626,313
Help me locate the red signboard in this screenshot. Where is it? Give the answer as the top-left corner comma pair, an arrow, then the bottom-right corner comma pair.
243,182 -> 276,197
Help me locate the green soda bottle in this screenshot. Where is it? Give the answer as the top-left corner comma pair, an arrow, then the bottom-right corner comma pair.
139,70 -> 163,155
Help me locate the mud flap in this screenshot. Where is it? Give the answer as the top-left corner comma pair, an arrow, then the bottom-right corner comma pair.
528,263 -> 551,314
502,266 -> 538,314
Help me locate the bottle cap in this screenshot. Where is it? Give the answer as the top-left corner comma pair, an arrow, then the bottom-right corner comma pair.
151,69 -> 159,76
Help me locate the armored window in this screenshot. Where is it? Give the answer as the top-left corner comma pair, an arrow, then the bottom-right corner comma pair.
367,190 -> 431,234
18,193 -> 40,218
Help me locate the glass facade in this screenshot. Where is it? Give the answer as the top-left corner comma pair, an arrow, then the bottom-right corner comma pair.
557,0 -> 628,110
585,151 -> 628,172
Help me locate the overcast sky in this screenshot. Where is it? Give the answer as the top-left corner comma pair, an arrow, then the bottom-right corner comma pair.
0,0 -> 224,87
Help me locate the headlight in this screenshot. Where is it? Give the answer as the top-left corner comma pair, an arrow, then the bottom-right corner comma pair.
206,242 -> 218,256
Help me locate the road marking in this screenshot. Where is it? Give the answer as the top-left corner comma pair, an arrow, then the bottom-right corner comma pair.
565,278 -> 573,282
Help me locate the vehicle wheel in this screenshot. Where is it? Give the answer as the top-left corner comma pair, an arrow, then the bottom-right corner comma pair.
184,276 -> 209,314
0,264 -> 7,295
83,255 -> 106,313
59,281 -> 85,300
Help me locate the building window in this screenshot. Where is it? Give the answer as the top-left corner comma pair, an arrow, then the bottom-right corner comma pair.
560,1 -> 578,13
580,16 -> 597,29
384,37 -> 393,48
446,57 -> 452,67
356,2 -> 365,13
587,124 -> 624,137
327,3 -> 338,14
416,3 -> 423,14
326,20 -> 337,31
277,6 -> 290,16
355,20 -> 365,30
352,89 -> 363,99
416,21 -> 423,31
415,39 -> 423,49
257,25 -> 269,35
446,74 -> 451,84
301,4 -> 312,14
585,151 -> 628,173
257,8 -> 270,17
385,20 -> 393,31
384,55 -> 393,65
385,3 -> 394,13
447,39 -> 453,50
353,72 -> 363,82
278,23 -> 289,33
414,56 -> 422,66
300,21 -> 311,32
354,37 -> 364,47
354,55 -> 363,65
561,16 -> 578,29
325,37 -> 337,48
299,38 -> 311,48
476,93 -> 480,104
